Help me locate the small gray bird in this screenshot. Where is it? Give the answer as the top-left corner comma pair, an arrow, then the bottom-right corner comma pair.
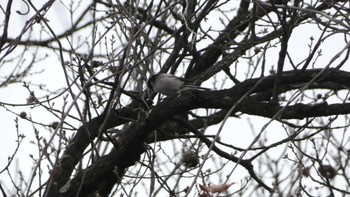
147,73 -> 209,96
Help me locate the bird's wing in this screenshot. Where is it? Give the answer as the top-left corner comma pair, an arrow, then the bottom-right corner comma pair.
159,73 -> 191,83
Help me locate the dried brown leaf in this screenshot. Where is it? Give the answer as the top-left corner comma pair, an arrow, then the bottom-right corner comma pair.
199,183 -> 235,193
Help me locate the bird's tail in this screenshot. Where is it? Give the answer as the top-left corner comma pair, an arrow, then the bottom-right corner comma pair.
183,85 -> 210,91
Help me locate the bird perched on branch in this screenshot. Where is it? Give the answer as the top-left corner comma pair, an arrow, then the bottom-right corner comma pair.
147,73 -> 210,96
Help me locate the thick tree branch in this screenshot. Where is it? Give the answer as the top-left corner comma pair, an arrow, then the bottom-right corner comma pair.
47,68 -> 350,196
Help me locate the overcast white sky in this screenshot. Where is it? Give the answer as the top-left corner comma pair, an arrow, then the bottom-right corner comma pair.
1,0 -> 350,196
